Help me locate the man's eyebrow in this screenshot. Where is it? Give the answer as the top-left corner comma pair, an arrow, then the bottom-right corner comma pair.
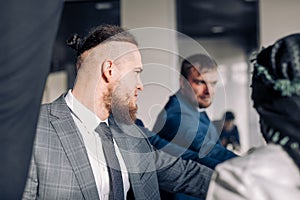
193,78 -> 205,81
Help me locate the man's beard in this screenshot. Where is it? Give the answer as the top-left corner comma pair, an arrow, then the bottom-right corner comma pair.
104,87 -> 138,125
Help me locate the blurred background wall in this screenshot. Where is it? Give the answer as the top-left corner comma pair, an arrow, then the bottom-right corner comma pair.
43,0 -> 300,154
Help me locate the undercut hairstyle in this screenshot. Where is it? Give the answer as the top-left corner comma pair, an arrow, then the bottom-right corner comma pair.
181,54 -> 218,79
66,24 -> 138,69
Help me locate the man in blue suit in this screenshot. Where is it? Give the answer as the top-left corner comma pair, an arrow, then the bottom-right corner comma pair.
152,54 -> 237,199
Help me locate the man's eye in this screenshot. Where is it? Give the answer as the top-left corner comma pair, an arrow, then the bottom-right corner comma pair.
134,69 -> 142,74
195,80 -> 205,85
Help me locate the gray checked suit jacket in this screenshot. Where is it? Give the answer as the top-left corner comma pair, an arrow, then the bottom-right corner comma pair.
22,95 -> 213,200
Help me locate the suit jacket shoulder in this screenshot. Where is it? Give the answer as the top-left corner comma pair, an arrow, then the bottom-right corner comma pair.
23,95 -> 99,200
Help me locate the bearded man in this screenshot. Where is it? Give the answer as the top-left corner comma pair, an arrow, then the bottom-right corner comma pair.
22,24 -> 213,200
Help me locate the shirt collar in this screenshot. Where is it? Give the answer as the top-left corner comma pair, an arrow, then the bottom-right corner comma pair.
197,107 -> 206,112
65,89 -> 108,130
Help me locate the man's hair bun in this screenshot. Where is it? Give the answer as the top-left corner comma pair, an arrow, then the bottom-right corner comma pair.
66,34 -> 83,53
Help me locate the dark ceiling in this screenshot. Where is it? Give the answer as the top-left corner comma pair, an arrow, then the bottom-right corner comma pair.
51,0 -> 120,74
177,0 -> 259,52
52,0 -> 259,74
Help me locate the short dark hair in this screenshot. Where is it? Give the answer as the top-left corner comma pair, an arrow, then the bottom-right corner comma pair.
181,54 -> 217,79
224,111 -> 235,121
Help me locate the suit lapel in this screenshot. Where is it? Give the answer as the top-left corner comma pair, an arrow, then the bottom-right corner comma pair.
49,96 -> 99,200
109,117 -> 154,173
109,118 -> 159,199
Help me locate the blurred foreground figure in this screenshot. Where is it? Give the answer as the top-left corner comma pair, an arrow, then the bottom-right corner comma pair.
207,33 -> 300,200
0,1 -> 62,199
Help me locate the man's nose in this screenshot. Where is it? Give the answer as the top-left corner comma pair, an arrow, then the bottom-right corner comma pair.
206,83 -> 215,94
137,77 -> 144,91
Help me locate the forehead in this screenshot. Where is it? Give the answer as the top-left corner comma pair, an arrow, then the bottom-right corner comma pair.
113,43 -> 142,69
123,49 -> 142,63
189,68 -> 218,80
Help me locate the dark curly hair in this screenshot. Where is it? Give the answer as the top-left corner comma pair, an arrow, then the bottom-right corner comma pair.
252,33 -> 300,99
251,33 -> 300,168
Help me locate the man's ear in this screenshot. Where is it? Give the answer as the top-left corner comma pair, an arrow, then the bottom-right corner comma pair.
101,60 -> 113,83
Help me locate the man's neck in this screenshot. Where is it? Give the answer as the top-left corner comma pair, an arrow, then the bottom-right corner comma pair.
71,87 -> 110,121
178,89 -> 201,110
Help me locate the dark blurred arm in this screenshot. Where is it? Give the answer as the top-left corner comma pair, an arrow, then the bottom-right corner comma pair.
0,1 -> 63,198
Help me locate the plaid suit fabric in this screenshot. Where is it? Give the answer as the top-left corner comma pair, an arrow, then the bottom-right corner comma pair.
22,95 -> 213,200
22,97 -> 99,200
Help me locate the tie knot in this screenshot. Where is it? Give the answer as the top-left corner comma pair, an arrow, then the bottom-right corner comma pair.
200,111 -> 206,116
200,111 -> 209,120
95,122 -> 113,141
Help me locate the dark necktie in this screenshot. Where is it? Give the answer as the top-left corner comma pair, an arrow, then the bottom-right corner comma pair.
95,122 -> 124,200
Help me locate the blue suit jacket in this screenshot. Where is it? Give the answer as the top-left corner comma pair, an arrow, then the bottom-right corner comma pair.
151,91 -> 236,169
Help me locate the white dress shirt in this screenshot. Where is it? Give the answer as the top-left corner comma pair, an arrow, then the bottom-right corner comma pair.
65,90 -> 130,200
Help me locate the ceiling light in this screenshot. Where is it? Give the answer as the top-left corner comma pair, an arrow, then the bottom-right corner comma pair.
95,2 -> 112,10
211,26 -> 225,34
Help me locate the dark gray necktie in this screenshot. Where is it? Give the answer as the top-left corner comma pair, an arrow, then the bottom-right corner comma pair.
95,122 -> 124,200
